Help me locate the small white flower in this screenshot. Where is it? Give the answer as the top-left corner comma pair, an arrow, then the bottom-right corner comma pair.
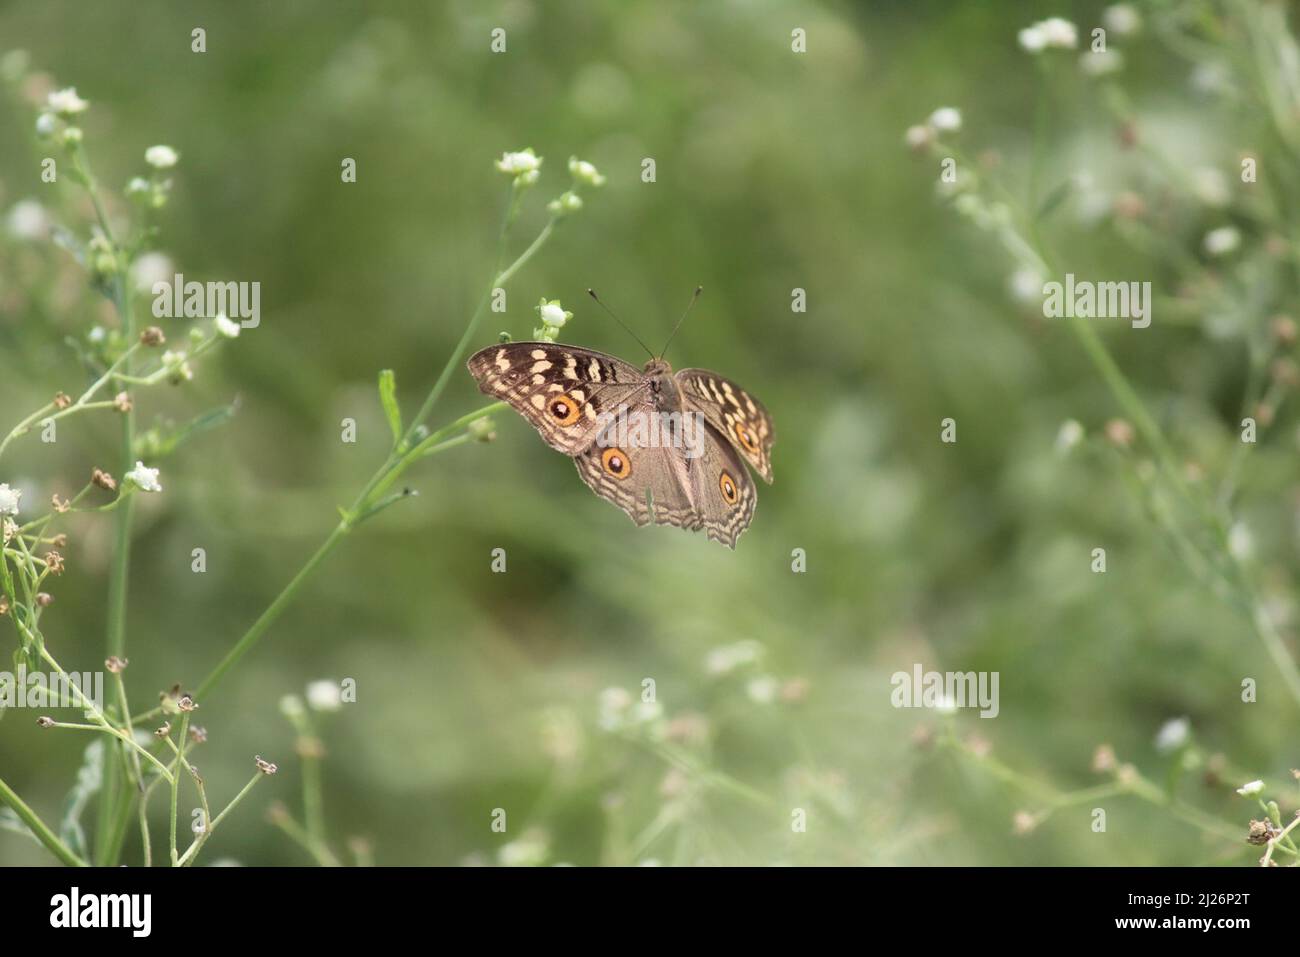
1191,167 -> 1229,207
214,313 -> 241,339
144,145 -> 179,169
1008,268 -> 1044,304
1236,779 -> 1264,797
130,251 -> 175,292
1019,18 -> 1076,52
929,107 -> 961,132
536,299 -> 571,329
6,199 -> 49,241
34,112 -> 57,137
705,639 -> 764,676
47,87 -> 88,116
1039,17 -> 1078,48
498,829 -> 549,867
278,694 -> 305,719
161,350 -> 194,381
125,176 -> 151,197
1018,25 -> 1048,52
597,687 -> 632,731
1203,226 -> 1241,257
904,124 -> 934,150
632,699 -> 663,724
88,326 -> 106,344
495,148 -> 542,177
1055,419 -> 1085,453
1103,4 -> 1141,36
124,461 -> 162,493
1080,49 -> 1124,77
0,483 -> 22,516
746,675 -> 779,705
568,156 -> 606,187
1154,716 -> 1190,752
306,680 -> 343,712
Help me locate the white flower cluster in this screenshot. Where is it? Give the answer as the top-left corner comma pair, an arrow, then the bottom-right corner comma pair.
904,106 -> 962,150
1018,17 -> 1077,53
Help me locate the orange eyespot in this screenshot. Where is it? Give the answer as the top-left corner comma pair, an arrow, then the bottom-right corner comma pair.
733,421 -> 760,455
548,394 -> 581,426
719,470 -> 739,504
601,447 -> 631,480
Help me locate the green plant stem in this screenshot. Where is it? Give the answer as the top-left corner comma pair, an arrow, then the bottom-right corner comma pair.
175,772 -> 266,866
269,810 -> 341,867
0,773 -> 87,866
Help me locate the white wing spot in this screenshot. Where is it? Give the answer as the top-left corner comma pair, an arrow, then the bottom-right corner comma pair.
531,349 -> 547,360
530,394 -> 546,410
530,360 -> 552,373
531,374 -> 545,385
495,349 -> 510,371
588,359 -> 602,381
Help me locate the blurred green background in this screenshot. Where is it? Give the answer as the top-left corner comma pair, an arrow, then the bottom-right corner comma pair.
1,0 -> 1297,865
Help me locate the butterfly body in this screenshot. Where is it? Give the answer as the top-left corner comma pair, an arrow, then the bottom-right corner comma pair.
467,342 -> 773,548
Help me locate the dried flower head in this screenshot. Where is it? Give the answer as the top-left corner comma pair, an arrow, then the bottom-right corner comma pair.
155,722 -> 171,738
177,694 -> 198,713
43,551 -> 64,575
105,655 -> 128,674
35,592 -> 53,608
91,468 -> 117,492
1104,418 -> 1135,448
113,391 -> 133,413
53,391 -> 72,410
1091,743 -> 1117,773
255,755 -> 278,775
0,595 -> 9,617
140,326 -> 166,347
36,716 -> 55,728
188,725 -> 208,745
51,493 -> 70,513
1247,819 -> 1279,846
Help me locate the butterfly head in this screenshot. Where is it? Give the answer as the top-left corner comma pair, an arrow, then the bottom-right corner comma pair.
643,357 -> 673,377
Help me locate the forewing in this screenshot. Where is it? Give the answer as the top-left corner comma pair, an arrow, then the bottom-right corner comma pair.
675,368 -> 774,483
467,342 -> 647,455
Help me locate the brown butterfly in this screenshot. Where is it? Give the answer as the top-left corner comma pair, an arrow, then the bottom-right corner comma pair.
467,293 -> 773,547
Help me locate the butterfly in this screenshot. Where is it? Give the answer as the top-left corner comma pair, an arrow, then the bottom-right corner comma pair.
467,333 -> 773,548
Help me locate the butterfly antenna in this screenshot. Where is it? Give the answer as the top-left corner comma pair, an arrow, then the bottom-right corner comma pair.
587,289 -> 655,359
659,285 -> 702,359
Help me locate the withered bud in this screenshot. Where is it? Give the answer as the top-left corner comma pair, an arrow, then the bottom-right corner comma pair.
254,755 -> 278,775
1112,191 -> 1146,220
188,725 -> 208,745
1270,358 -> 1299,388
1092,744 -> 1117,773
105,655 -> 128,674
36,716 -> 55,728
43,551 -> 64,575
35,592 -> 53,608
1104,418 -> 1136,448
113,391 -> 133,413
155,722 -> 172,738
140,326 -> 166,347
1247,819 -> 1279,846
91,468 -> 117,492
52,391 -> 72,410
51,493 -> 70,513
50,533 -> 67,548
177,694 -> 198,713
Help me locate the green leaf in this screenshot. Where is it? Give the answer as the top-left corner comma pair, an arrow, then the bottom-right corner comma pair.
378,369 -> 402,445
134,399 -> 239,460
58,740 -> 103,861
0,808 -> 39,847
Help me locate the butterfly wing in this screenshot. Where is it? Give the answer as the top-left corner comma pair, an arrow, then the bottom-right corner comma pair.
573,441 -> 701,534
675,369 -> 775,483
688,422 -> 757,548
467,342 -> 648,455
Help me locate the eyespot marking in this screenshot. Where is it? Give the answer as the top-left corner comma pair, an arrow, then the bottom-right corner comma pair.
601,447 -> 631,480
548,393 -> 581,426
719,470 -> 739,505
